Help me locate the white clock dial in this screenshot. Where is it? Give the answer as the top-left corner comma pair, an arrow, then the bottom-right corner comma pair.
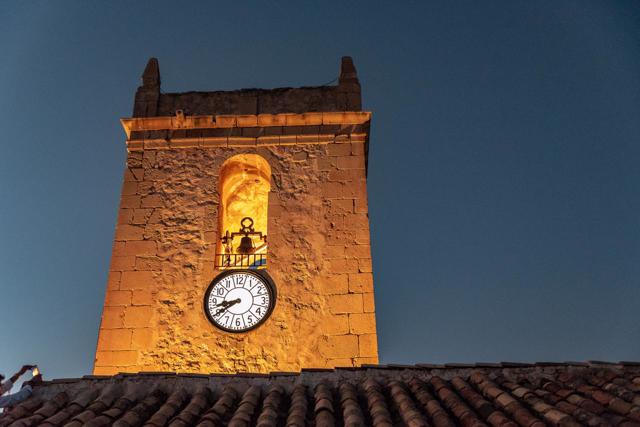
204,270 -> 275,332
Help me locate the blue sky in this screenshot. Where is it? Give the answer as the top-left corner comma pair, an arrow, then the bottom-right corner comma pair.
1,1 -> 639,380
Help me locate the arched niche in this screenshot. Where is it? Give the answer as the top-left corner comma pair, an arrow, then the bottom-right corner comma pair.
217,154 -> 271,268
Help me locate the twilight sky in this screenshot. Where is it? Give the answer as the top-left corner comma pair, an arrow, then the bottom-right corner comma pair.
1,1 -> 639,380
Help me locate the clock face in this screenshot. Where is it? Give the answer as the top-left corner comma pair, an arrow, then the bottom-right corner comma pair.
203,270 -> 276,333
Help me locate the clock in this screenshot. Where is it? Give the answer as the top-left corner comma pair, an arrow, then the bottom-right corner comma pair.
203,270 -> 276,333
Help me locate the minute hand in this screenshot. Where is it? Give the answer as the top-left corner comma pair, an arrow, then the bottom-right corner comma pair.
214,299 -> 241,316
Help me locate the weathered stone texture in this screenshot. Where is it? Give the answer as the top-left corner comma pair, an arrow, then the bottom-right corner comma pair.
95,57 -> 376,374
95,137 -> 377,374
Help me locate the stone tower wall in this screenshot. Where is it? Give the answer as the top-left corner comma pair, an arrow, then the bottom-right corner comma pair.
94,111 -> 377,375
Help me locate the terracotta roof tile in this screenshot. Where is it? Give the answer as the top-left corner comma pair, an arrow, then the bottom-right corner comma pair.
2,363 -> 640,426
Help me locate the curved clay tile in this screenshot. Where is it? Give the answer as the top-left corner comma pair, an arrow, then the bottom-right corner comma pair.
408,378 -> 457,427
195,385 -> 238,426
387,380 -> 428,427
285,384 -> 309,427
143,387 -> 189,427
338,383 -> 365,427
227,385 -> 261,427
113,388 -> 166,427
64,383 -> 124,426
362,378 -> 392,427
469,373 -> 544,427
314,382 -> 336,427
256,384 -> 284,427
0,397 -> 42,427
427,376 -> 487,427
167,385 -> 212,427
40,387 -> 99,426
448,376 -> 514,427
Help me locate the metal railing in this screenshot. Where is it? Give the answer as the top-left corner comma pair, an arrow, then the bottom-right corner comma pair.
215,253 -> 267,269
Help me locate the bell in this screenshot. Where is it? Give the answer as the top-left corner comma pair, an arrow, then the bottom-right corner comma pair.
237,236 -> 254,254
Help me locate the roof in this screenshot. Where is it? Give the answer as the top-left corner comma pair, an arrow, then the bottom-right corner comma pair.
2,362 -> 640,426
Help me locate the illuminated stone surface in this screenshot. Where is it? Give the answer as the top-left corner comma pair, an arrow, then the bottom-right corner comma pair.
94,57 -> 378,374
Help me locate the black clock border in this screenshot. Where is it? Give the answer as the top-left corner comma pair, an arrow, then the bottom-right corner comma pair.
203,269 -> 277,333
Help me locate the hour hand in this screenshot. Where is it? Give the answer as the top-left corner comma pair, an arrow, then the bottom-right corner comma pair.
216,298 -> 241,308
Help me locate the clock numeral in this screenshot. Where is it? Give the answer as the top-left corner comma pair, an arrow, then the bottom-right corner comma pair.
217,288 -> 224,296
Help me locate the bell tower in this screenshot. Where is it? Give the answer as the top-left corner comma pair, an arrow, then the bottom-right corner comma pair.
94,57 -> 378,374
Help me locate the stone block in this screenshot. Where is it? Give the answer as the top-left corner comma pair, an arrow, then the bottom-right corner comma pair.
328,294 -> 363,314
131,209 -> 152,225
355,230 -> 370,245
97,328 -> 132,350
236,115 -> 258,127
256,135 -> 280,145
348,273 -> 373,293
337,155 -> 365,170
132,328 -> 154,350
93,366 -> 118,375
363,293 -> 376,313
328,169 -> 362,182
115,225 -> 144,241
257,114 -> 286,127
118,209 -> 133,225
124,306 -> 154,328
323,245 -> 345,259
323,314 -> 349,335
144,140 -> 170,150
95,350 -> 138,367
101,306 -> 125,328
296,134 -> 319,144
201,137 -> 228,147
342,180 -> 367,199
346,245 -> 371,259
327,143 -> 353,156
318,335 -> 358,358
349,313 -> 377,334
314,157 -> 336,171
122,182 -> 138,196
354,197 -> 368,213
124,168 -> 144,182
327,258 -> 359,274
122,241 -> 157,256
358,334 -> 378,357
329,199 -> 353,214
358,258 -> 373,273
351,142 -> 365,156
104,290 -> 131,306
323,274 -> 348,295
120,271 -> 155,290
344,213 -> 369,230
110,256 -> 136,271
106,271 -> 121,291
215,115 -> 236,127
141,194 -> 163,208
321,182 -> 344,199
132,289 -> 153,305
228,137 -> 256,146
170,139 -> 199,149
135,256 -> 161,271
121,195 -> 141,208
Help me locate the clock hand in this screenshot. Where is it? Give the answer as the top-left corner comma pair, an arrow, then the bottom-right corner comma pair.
215,298 -> 241,308
213,298 -> 242,316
